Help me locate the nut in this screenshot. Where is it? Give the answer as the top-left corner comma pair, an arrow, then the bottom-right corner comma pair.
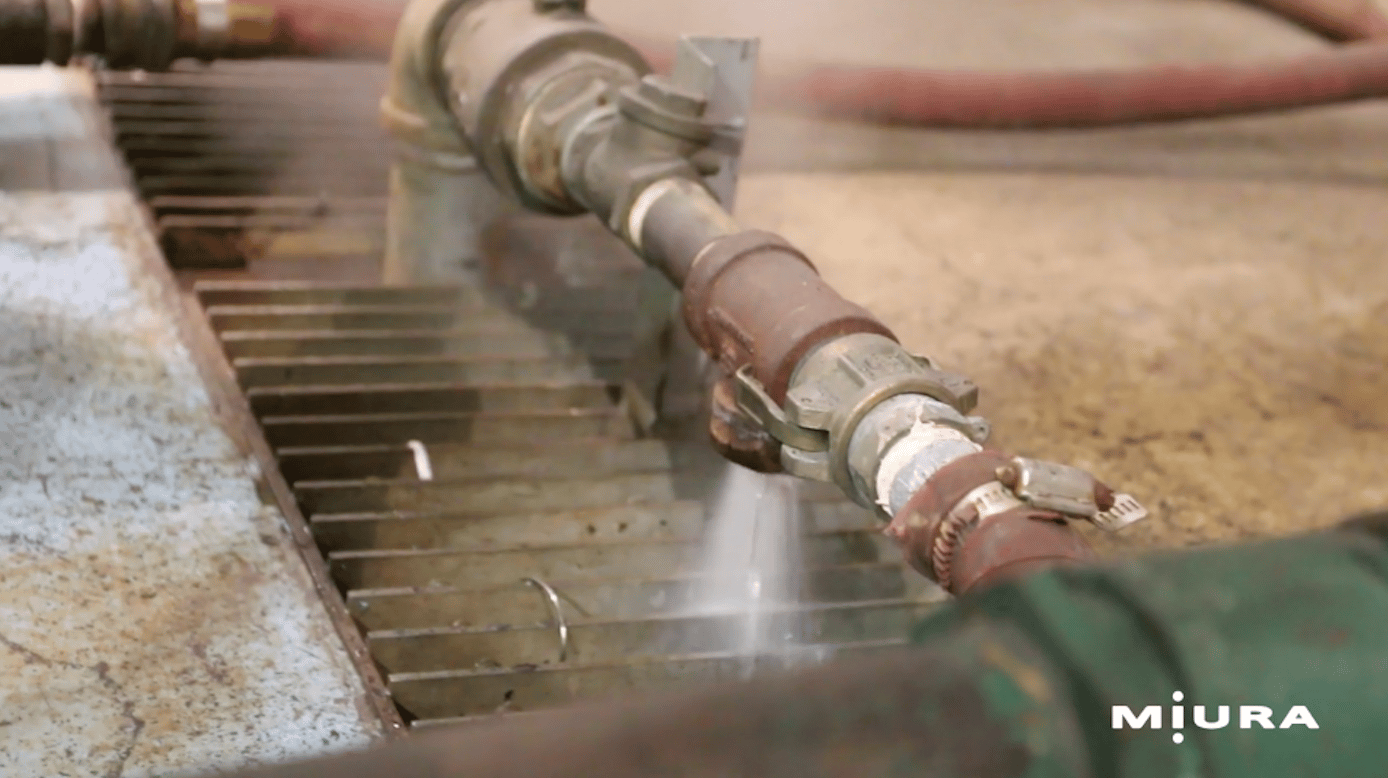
996,464 -> 1020,489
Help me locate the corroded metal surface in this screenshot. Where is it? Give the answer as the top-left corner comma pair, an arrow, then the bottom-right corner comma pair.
887,450 -> 1095,594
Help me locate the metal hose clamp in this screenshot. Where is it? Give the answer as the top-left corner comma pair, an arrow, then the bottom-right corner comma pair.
523,577 -> 570,663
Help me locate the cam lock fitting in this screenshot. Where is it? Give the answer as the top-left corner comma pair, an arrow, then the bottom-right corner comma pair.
733,332 -> 988,501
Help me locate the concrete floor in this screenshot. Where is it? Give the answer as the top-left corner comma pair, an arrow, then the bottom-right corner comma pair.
590,0 -> 1388,554
0,68 -> 379,778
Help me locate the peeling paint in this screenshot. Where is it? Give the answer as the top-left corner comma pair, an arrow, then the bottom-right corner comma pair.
0,184 -> 377,775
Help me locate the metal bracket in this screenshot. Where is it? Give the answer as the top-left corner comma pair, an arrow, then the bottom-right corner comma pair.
733,365 -> 829,453
668,35 -> 759,209
999,456 -> 1150,532
1002,457 -> 1100,518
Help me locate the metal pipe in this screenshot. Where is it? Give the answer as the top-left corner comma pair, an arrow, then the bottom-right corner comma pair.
11,0 -> 1388,131
630,177 -> 741,284
10,0 -> 1388,131
383,0 -> 1119,595
618,185 -> 1099,594
0,0 -> 401,68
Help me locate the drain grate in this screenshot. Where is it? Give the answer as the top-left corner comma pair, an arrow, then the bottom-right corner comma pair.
95,60 -> 389,271
194,276 -> 943,726
98,58 -> 943,729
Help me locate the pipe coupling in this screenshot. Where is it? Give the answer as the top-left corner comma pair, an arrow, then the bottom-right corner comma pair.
886,451 -> 1090,593
0,0 -> 284,68
728,330 -> 985,505
885,450 -> 1150,594
681,230 -> 897,401
433,0 -> 648,206
380,0 -> 484,165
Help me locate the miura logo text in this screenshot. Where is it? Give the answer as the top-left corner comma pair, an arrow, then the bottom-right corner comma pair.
1112,692 -> 1319,743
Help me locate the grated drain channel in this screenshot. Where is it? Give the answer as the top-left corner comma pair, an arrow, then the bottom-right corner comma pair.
95,60 -> 390,271
99,58 -> 944,729
194,278 -> 944,726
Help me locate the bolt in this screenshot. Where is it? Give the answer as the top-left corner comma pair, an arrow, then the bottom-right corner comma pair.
995,464 -> 1020,489
637,75 -> 707,117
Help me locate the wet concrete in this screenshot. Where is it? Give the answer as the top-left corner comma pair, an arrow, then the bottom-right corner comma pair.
0,68 -> 379,777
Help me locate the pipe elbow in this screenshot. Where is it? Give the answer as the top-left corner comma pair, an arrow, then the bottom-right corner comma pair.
379,0 -> 475,159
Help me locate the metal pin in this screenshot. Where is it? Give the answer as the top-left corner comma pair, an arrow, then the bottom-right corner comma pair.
406,440 -> 433,481
523,577 -> 570,663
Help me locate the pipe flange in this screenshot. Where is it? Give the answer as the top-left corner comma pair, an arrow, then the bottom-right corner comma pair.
435,0 -> 649,205
511,53 -> 635,213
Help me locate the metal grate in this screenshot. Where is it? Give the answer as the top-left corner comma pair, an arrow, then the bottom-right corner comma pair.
100,58 -> 943,729
95,60 -> 389,271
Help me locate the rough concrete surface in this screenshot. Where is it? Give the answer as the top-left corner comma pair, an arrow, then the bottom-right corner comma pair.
589,0 -> 1388,553
0,69 -> 378,776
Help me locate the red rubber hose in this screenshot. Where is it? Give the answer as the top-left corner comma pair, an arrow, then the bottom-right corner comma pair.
253,0 -> 1388,128
1243,0 -> 1388,42
746,41 -> 1388,128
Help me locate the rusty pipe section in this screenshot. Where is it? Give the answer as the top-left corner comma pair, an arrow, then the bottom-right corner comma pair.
662,224 -> 1111,594
0,0 -> 396,69
381,0 -> 1146,594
